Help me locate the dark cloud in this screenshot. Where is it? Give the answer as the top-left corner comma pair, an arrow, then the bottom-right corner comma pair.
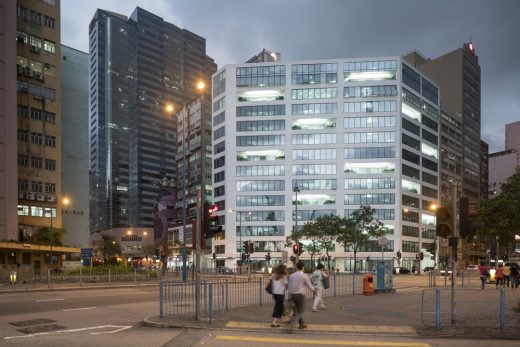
61,0 -> 520,152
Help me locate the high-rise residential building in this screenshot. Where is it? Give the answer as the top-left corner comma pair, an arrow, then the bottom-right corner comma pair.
211,56 -> 441,271
489,121 -> 520,196
480,140 -> 489,200
0,0 -> 18,241
16,0 -> 62,243
405,42 -> 482,201
88,8 -> 216,238
61,45 -> 89,248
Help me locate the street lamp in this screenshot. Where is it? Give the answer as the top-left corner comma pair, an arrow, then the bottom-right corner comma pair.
293,186 -> 300,262
49,197 -> 70,271
165,80 -> 206,284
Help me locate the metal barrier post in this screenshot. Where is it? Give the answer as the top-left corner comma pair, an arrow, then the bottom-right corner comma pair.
203,280 -> 207,313
208,283 -> 213,325
225,280 -> 229,310
499,288 -> 505,330
333,272 -> 337,297
160,281 -> 164,318
134,269 -> 137,283
352,271 -> 355,294
461,271 -> 464,288
108,268 -> 111,285
435,288 -> 441,331
259,278 -> 263,306
79,268 -> 82,286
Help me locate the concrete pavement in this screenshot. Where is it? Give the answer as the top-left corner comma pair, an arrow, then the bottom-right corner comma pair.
144,274 -> 520,340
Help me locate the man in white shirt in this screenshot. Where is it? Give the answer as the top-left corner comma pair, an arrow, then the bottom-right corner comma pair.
311,263 -> 327,311
287,262 -> 315,331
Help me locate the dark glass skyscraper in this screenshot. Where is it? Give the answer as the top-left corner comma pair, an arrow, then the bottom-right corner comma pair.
88,7 -> 216,233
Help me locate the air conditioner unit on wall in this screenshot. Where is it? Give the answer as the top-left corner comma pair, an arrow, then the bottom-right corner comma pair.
47,195 -> 56,202
26,192 -> 35,200
36,194 -> 45,201
30,45 -> 40,53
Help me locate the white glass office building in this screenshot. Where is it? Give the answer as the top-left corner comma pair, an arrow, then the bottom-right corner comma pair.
211,57 -> 440,272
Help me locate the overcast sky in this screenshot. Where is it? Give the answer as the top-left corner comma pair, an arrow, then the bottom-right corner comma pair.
61,0 -> 520,153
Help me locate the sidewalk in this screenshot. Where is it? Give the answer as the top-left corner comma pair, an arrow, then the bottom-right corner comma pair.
144,280 -> 520,339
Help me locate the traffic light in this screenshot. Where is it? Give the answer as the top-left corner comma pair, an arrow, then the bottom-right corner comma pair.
265,251 -> 271,263
292,244 -> 299,255
243,241 -> 249,254
298,242 -> 304,255
416,253 -> 420,260
204,202 -> 222,238
420,252 -> 424,260
396,251 -> 401,260
212,252 -> 216,260
248,242 -> 254,254
435,206 -> 451,238
459,197 -> 484,237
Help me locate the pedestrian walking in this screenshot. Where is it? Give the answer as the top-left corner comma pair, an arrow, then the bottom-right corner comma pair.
503,263 -> 511,288
270,265 -> 288,327
287,261 -> 315,332
510,263 -> 519,289
478,262 -> 489,290
495,264 -> 504,289
311,264 -> 328,312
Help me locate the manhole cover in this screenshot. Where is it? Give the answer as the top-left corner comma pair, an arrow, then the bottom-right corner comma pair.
17,324 -> 66,334
10,319 -> 56,327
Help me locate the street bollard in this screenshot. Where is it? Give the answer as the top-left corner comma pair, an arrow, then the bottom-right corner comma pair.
259,278 -> 263,306
108,268 -> 111,285
134,269 -> 137,283
79,268 -> 82,286
208,283 -> 213,324
225,280 -> 229,310
333,272 -> 337,297
461,271 -> 464,288
159,281 -> 164,318
499,288 -> 505,330
435,288 -> 441,331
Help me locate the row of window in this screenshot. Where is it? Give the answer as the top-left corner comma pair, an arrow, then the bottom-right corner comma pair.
344,131 -> 395,144
291,88 -> 338,100
18,205 -> 56,217
18,155 -> 56,170
17,56 -> 56,77
16,6 -> 56,29
16,30 -> 56,53
18,105 -> 56,123
17,80 -> 56,100
344,101 -> 397,113
345,209 -> 395,220
237,180 -> 285,192
236,120 -> 285,132
292,149 -> 336,160
236,226 -> 285,237
17,131 -> 55,147
344,147 -> 395,159
344,85 -> 398,98
18,180 -> 55,193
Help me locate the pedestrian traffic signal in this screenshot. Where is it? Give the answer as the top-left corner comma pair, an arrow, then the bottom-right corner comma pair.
292,244 -> 299,255
416,253 -> 420,260
204,202 -> 222,238
396,251 -> 402,260
435,206 -> 451,238
459,197 -> 484,238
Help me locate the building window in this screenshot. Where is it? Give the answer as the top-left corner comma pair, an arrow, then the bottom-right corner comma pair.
345,178 -> 395,190
343,101 -> 396,113
291,88 -> 337,100
31,132 -> 43,145
31,181 -> 43,192
237,150 -> 285,161
292,118 -> 336,130
402,133 -> 421,151
17,105 -> 29,117
43,40 -> 56,54
236,226 -> 285,237
236,65 -> 286,87
292,133 -> 336,145
30,11 -> 42,25
422,157 -> 438,172
402,164 -> 420,180
237,180 -> 285,192
292,149 -> 336,160
213,111 -> 225,126
343,60 -> 397,82
344,85 -> 398,98
237,120 -> 285,132
18,130 -> 29,142
402,149 -> 420,165
214,141 -> 225,155
402,225 -> 419,237
44,16 -> 56,29
31,156 -> 43,169
45,135 -> 56,147
214,171 -> 225,183
344,194 -> 395,205
45,182 -> 56,193
237,195 -> 285,206
291,63 -> 338,85
344,147 -> 395,159
422,129 -> 438,145
236,135 -> 284,146
344,131 -> 395,144
18,180 -> 29,191
402,240 -> 419,253
236,165 -> 285,176
17,5 -> 28,19
402,194 -> 419,208
292,103 -> 337,115
214,186 -> 225,197
214,157 -> 225,169
17,80 -> 29,92
292,179 -> 337,191
213,70 -> 226,96
292,164 -> 337,175
18,155 -> 29,167
402,64 -> 421,93
214,126 -> 225,140
45,159 -> 56,171
18,205 -> 29,216
237,105 -> 285,117
344,116 -> 396,128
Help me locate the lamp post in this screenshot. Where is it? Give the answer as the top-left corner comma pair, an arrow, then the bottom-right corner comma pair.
165,80 -> 206,284
293,186 -> 300,263
49,197 -> 70,271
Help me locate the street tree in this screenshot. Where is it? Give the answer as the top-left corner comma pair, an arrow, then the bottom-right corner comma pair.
335,205 -> 390,273
313,214 -> 343,269
29,227 -> 65,246
94,234 -> 122,264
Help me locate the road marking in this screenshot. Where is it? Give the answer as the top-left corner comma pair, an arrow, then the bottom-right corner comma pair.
4,325 -> 133,340
225,321 -> 416,334
215,335 -> 430,346
36,298 -> 65,302
62,307 -> 96,312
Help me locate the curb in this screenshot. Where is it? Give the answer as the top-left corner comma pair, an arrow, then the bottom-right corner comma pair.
0,282 -> 159,294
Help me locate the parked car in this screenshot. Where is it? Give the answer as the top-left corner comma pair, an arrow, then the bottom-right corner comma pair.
218,267 -> 233,275
467,265 -> 479,271
393,267 -> 410,274
423,266 -> 435,272
439,269 -> 453,275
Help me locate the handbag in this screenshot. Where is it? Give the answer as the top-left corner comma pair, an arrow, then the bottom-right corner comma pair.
265,278 -> 273,294
322,276 -> 330,289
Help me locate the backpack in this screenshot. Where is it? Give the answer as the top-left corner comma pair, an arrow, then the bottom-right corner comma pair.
322,276 -> 330,289
265,279 -> 273,294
